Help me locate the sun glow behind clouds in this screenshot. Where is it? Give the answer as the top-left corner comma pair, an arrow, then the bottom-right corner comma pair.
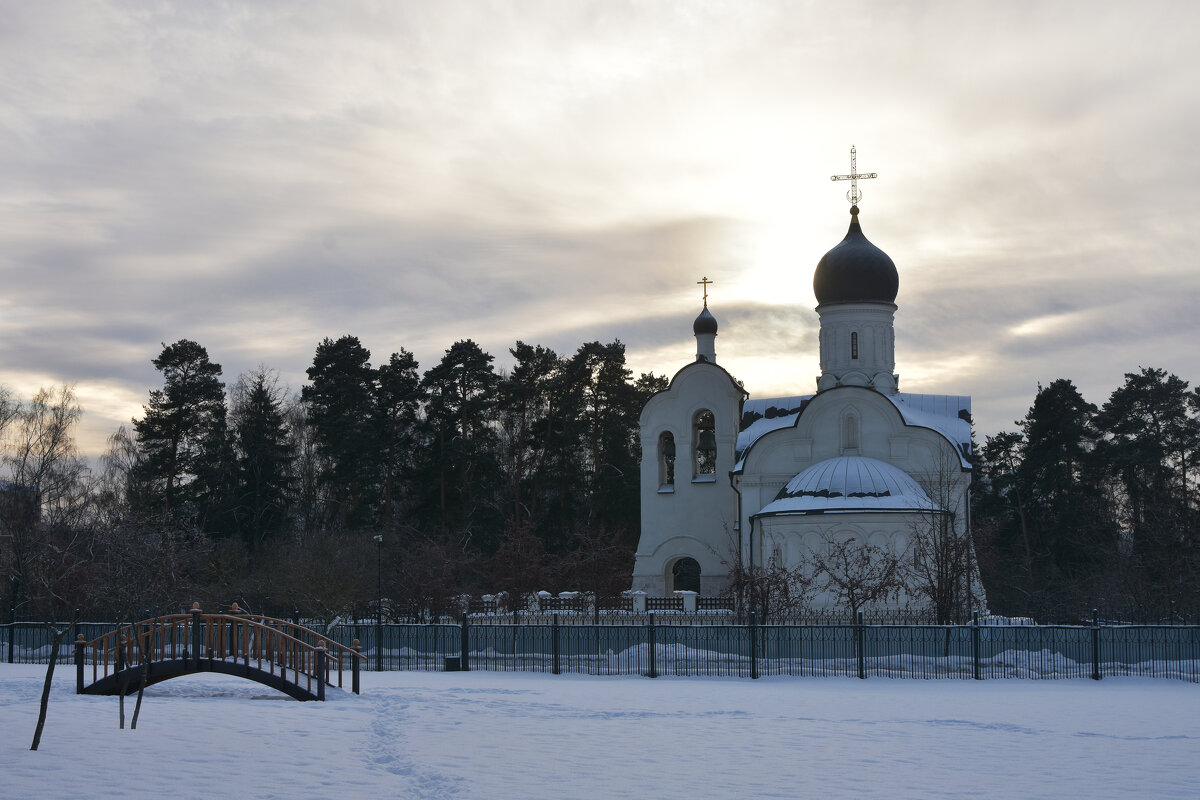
1009,312 -> 1086,339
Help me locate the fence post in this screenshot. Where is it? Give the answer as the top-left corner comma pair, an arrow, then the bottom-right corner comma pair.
75,634 -> 86,694
749,611 -> 759,680
552,613 -> 561,675
856,610 -> 866,680
646,613 -> 658,678
972,610 -> 981,680
352,639 -> 362,694
460,613 -> 470,672
6,621 -> 13,664
315,645 -> 326,701
1091,608 -> 1101,681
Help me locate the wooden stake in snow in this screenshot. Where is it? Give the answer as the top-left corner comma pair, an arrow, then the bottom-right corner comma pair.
30,624 -> 70,751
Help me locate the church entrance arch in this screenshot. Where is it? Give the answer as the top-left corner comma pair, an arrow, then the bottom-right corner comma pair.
668,557 -> 702,593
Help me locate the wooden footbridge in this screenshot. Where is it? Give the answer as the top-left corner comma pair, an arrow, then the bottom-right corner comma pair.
74,603 -> 365,701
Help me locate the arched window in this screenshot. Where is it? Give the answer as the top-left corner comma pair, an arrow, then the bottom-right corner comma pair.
671,557 -> 701,593
851,331 -> 859,360
693,409 -> 716,477
658,431 -> 676,488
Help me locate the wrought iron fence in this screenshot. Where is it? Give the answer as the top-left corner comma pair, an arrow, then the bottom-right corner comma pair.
8,617 -> 1199,683
2,622 -> 113,665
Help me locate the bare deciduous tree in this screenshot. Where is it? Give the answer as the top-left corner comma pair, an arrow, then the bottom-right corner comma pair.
489,519 -> 554,606
2,385 -> 93,618
906,452 -> 981,623
810,532 -> 903,618
722,527 -> 815,622
0,386 -> 93,751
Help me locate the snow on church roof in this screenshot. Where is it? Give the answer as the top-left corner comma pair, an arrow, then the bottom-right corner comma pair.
736,395 -> 811,455
756,456 -> 939,516
887,393 -> 973,467
734,391 -> 973,470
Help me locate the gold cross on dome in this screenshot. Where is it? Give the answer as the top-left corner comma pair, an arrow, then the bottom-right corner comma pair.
830,145 -> 877,206
697,276 -> 713,305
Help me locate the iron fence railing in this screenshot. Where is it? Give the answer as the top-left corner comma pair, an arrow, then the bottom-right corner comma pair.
9,617 -> 1199,683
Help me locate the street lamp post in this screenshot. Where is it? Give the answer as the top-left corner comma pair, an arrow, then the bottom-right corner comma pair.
373,534 -> 383,672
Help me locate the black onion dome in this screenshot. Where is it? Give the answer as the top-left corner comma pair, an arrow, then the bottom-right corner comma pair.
813,206 -> 898,305
693,304 -> 718,335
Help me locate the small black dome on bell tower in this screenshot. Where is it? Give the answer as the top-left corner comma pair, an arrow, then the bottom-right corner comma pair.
693,304 -> 718,335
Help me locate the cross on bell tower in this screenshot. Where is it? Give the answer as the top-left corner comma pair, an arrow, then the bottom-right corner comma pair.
693,277 -> 718,364
830,145 -> 877,206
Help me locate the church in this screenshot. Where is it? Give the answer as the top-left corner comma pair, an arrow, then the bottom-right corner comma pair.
631,155 -> 978,612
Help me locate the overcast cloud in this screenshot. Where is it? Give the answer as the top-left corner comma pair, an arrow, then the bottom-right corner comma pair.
2,1 -> 1198,458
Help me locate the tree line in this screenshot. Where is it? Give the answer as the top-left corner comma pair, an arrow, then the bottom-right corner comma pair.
1,336 -> 665,623
973,368 -> 1200,622
4,347 -> 1199,624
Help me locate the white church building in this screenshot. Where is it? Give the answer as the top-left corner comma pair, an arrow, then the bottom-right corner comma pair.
631,188 -> 977,612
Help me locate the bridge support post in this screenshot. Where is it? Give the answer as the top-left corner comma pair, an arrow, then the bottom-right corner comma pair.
352,639 -> 361,695
191,604 -> 203,671
75,634 -> 85,694
117,634 -> 128,697
315,646 -> 327,701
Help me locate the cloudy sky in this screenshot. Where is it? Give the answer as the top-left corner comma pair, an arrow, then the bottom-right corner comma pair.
2,1 -> 1198,460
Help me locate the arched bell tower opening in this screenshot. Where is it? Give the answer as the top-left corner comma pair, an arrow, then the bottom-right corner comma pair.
658,431 -> 676,488
692,409 -> 716,478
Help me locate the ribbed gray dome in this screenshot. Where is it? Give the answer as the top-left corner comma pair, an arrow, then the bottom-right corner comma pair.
813,207 -> 898,306
757,456 -> 936,516
693,305 -> 718,335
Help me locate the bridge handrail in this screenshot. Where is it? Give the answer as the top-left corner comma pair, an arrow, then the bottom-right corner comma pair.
78,605 -> 364,698
232,613 -> 365,664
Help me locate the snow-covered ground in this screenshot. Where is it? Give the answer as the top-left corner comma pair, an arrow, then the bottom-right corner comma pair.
2,665 -> 1198,799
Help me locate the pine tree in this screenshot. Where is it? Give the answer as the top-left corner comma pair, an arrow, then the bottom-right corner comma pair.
1020,379 -> 1116,591
376,349 -> 425,528
302,336 -> 380,530
230,369 -> 295,551
421,339 -> 501,543
1095,368 -> 1200,613
567,341 -> 644,541
132,340 -> 228,524
497,342 -> 566,543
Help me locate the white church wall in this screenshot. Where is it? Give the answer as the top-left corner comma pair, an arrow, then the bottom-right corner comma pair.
631,535 -> 730,596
